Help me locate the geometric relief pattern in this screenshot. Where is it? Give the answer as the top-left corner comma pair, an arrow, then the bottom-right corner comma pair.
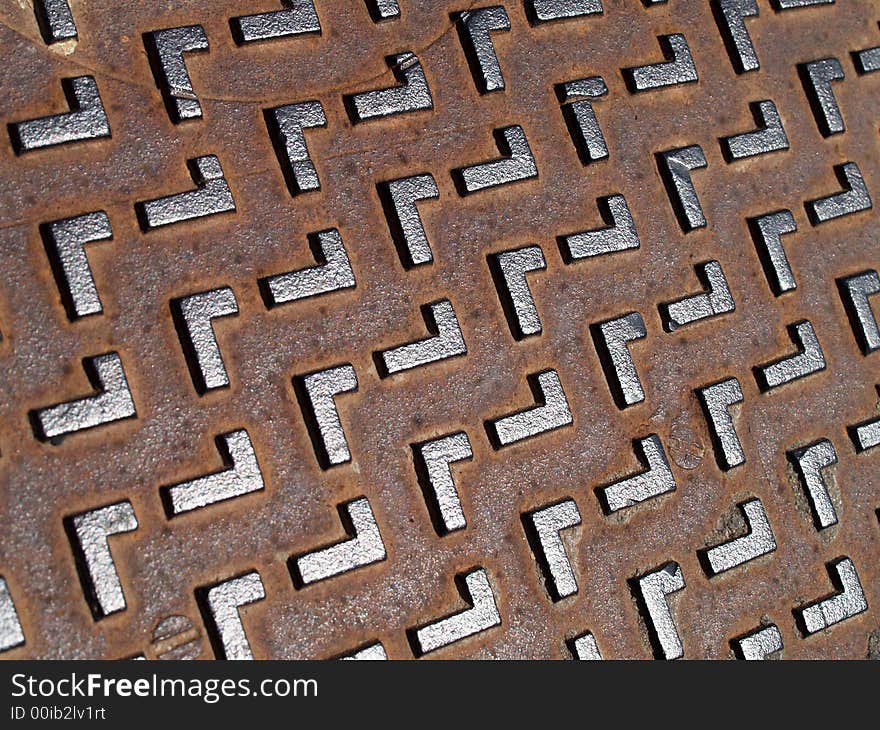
0,0 -> 877,659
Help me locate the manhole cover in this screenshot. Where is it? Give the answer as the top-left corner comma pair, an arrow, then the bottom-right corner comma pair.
0,0 -> 878,659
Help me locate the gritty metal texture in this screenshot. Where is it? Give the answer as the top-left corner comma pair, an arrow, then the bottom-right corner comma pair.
0,0 -> 879,661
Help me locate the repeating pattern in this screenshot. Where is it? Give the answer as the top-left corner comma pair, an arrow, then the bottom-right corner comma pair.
0,0 -> 878,659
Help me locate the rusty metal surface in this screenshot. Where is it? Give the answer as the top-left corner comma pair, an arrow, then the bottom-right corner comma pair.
0,0 -> 878,659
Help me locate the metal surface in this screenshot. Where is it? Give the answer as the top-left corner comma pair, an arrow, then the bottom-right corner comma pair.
0,0 -> 879,660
